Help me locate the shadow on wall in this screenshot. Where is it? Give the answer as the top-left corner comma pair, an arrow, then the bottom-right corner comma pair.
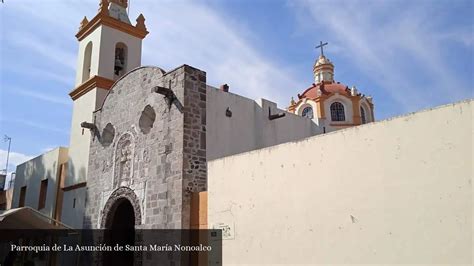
4,151 -> 63,265
66,156 -> 87,186
206,90 -> 324,161
11,153 -> 59,217
59,159 -> 88,229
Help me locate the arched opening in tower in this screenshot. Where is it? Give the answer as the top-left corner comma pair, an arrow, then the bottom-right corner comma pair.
114,42 -> 128,78
82,41 -> 93,82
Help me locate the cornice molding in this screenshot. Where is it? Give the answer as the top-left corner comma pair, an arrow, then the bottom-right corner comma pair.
69,76 -> 114,100
76,12 -> 148,41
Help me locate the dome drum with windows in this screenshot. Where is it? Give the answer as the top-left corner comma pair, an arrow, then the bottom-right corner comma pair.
288,42 -> 374,132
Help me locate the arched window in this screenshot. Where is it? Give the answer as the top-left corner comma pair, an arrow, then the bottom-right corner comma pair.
82,42 -> 93,82
114,42 -> 127,77
360,106 -> 367,124
330,102 -> 345,121
301,106 -> 314,119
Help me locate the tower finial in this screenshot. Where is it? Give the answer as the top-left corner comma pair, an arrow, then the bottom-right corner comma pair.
136,14 -> 147,31
98,0 -> 108,14
315,41 -> 328,57
79,16 -> 89,30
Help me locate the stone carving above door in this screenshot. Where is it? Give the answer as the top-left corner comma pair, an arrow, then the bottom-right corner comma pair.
113,132 -> 135,188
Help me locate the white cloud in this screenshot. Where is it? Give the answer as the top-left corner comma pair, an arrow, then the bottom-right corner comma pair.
4,62 -> 74,86
135,1 -> 305,106
436,29 -> 474,47
3,118 -> 69,135
0,145 -> 49,189
291,0 -> 472,114
3,0 -> 304,109
6,32 -> 77,71
0,149 -> 34,173
14,89 -> 71,106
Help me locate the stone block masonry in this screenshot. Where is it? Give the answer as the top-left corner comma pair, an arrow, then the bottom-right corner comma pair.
83,64 -> 207,231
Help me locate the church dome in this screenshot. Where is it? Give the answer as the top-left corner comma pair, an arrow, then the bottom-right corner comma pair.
298,81 -> 349,99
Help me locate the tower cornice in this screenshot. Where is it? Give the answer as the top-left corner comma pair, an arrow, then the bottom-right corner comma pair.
76,12 -> 148,41
69,75 -> 114,100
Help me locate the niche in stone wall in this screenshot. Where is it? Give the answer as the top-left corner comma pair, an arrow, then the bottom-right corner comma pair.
114,133 -> 134,188
138,105 -> 156,134
101,123 -> 115,147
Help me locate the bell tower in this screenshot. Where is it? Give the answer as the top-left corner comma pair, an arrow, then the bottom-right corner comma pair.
62,0 -> 148,228
73,0 -> 148,87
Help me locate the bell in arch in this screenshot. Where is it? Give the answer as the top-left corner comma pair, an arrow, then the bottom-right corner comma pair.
114,43 -> 127,77
114,55 -> 124,75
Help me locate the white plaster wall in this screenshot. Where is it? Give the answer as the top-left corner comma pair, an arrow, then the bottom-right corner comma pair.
66,21 -> 143,229
75,25 -> 142,85
63,87 -> 105,228
67,88 -> 107,187
206,86 -> 323,161
75,27 -> 103,86
359,98 -> 373,122
208,100 -> 473,265
61,187 -> 87,229
12,147 -> 68,217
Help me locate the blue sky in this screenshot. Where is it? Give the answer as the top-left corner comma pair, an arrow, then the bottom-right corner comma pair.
0,0 -> 473,179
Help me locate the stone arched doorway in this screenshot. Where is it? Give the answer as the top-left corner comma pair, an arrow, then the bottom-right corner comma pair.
101,187 -> 142,266
101,187 -> 142,228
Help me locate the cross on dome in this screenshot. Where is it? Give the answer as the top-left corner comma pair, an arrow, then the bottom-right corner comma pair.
315,41 -> 328,57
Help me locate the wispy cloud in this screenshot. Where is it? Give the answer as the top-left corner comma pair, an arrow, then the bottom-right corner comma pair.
3,0 -> 471,122
130,1 -> 305,107
291,0 -> 473,115
3,1 -> 304,109
13,89 -> 71,106
0,149 -> 34,172
6,32 -> 77,71
4,118 -> 68,135
436,29 -> 474,47
0,149 -> 35,189
4,63 -> 74,86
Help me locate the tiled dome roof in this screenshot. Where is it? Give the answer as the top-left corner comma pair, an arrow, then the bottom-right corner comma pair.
298,81 -> 349,99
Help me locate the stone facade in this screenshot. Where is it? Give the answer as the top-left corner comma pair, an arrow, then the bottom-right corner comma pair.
83,64 -> 207,230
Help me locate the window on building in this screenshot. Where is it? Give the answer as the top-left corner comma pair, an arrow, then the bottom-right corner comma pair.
114,42 -> 127,77
330,102 -> 345,121
19,186 -> 27,207
360,106 -> 367,124
38,179 -> 48,210
301,106 -> 314,119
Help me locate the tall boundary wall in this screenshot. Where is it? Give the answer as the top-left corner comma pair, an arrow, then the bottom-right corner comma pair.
208,100 -> 473,265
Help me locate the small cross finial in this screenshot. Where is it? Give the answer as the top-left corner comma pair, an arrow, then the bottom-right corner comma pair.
315,41 -> 328,57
